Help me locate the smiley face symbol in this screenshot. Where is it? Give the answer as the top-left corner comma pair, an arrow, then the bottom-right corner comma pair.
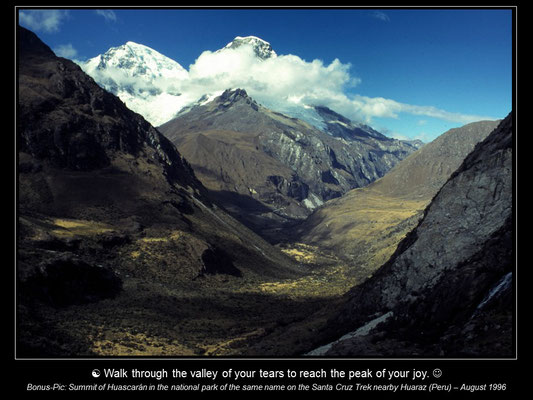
433,368 -> 442,378
92,369 -> 101,378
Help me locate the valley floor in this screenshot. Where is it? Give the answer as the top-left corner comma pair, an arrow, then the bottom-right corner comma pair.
25,272 -> 347,357
17,217 -> 357,357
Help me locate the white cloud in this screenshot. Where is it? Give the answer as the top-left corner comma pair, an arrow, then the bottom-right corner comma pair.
95,10 -> 117,22
319,94 -> 494,126
399,103 -> 495,124
179,43 -> 492,127
53,43 -> 78,59
19,9 -> 68,33
184,45 -> 357,116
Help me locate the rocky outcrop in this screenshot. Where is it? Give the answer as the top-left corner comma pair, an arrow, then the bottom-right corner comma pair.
316,113 -> 513,357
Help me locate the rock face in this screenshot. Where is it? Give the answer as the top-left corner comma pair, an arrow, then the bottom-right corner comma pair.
316,113 -> 513,357
159,88 -> 418,238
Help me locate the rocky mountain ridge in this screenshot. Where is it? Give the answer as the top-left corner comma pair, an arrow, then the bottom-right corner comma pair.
159,88 -> 419,238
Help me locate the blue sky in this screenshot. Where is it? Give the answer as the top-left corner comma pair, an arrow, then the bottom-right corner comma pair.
18,7 -> 513,142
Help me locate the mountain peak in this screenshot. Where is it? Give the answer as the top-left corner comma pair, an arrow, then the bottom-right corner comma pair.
313,105 -> 389,141
83,40 -> 187,77
223,36 -> 277,60
233,35 -> 270,44
124,40 -> 146,48
121,41 -> 160,54
213,88 -> 260,111
78,39 -> 189,126
220,88 -> 250,100
18,25 -> 54,57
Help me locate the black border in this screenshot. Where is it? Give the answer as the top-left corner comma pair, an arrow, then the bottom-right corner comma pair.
12,3 -> 521,395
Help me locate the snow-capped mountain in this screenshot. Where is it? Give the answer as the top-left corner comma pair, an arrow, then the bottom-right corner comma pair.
220,35 -> 277,60
83,41 -> 188,82
78,41 -> 192,126
78,36 -> 418,146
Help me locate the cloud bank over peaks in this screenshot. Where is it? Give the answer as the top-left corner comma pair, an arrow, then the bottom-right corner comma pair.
79,35 -> 495,131
187,43 -> 357,112
178,36 -> 495,129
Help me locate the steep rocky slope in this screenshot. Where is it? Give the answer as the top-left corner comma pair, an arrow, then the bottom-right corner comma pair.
311,113 -> 513,357
159,88 -> 418,239
17,26 -> 312,356
293,119 -> 500,277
